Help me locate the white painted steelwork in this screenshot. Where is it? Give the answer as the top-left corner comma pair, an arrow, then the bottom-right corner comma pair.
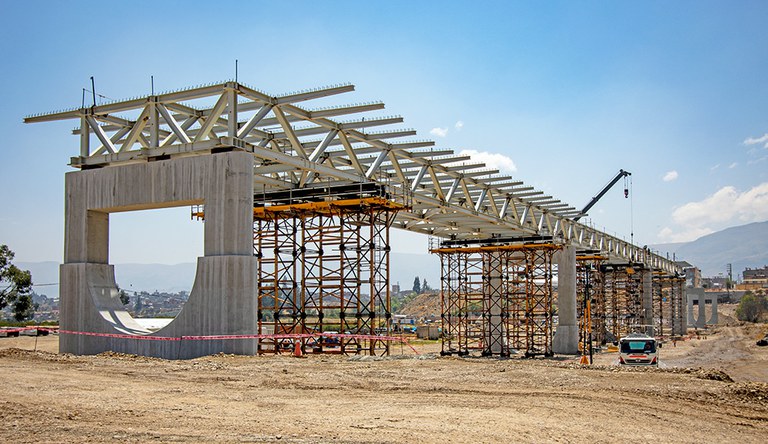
25,81 -> 680,273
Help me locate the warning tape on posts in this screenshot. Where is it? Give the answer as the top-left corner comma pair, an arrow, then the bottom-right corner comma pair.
0,326 -> 59,334
54,329 -> 419,354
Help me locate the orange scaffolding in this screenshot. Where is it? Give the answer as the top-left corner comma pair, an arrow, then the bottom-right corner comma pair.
434,243 -> 558,357
254,197 -> 405,356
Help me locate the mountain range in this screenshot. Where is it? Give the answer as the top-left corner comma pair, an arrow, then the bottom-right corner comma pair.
20,252 -> 441,296
651,220 -> 768,278
19,220 -> 766,295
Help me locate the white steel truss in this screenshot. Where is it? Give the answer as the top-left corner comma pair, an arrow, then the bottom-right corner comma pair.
25,80 -> 680,273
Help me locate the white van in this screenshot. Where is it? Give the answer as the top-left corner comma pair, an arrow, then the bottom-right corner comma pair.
618,333 -> 658,366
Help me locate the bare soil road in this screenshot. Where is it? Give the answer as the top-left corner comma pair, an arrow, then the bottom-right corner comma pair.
0,329 -> 766,444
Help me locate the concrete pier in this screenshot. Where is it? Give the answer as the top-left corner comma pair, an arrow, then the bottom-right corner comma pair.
642,269 -> 654,336
553,245 -> 578,354
483,252 -> 505,356
686,288 -> 717,330
60,152 -> 258,359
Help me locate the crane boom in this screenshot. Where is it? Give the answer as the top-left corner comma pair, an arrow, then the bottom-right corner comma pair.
574,169 -> 631,221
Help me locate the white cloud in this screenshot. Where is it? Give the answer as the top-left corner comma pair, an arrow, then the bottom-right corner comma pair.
710,164 -> 720,171
744,133 -> 768,148
657,226 -> 715,243
729,162 -> 738,169
663,170 -> 678,182
459,149 -> 517,173
455,120 -> 464,130
658,182 -> 768,242
430,127 -> 448,138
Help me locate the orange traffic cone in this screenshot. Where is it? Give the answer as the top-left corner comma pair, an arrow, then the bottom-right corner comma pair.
293,340 -> 303,357
579,354 -> 590,365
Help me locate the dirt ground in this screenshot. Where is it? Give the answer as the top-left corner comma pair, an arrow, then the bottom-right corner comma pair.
1,310 -> 767,443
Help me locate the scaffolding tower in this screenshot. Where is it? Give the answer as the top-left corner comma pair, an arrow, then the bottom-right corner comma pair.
576,255 -> 606,348
654,275 -> 687,338
197,182 -> 407,356
435,242 -> 558,357
601,264 -> 648,340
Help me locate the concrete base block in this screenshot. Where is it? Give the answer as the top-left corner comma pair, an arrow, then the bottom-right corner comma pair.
553,325 -> 580,354
60,256 -> 258,359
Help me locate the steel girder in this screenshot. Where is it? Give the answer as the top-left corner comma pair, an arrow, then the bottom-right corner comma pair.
25,80 -> 680,273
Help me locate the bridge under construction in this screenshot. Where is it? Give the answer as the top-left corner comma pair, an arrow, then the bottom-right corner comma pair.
25,80 -> 687,359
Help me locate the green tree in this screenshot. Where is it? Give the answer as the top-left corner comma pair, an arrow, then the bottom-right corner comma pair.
134,294 -> 143,312
119,290 -> 130,305
422,278 -> 430,292
0,245 -> 34,321
736,291 -> 768,323
412,276 -> 421,294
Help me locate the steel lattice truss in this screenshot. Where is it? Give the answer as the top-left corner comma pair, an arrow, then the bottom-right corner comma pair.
25,81 -> 679,272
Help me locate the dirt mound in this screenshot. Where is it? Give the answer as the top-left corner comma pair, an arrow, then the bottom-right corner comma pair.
728,382 -> 768,404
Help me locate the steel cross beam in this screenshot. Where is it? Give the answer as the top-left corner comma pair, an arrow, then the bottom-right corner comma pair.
24,80 -> 681,273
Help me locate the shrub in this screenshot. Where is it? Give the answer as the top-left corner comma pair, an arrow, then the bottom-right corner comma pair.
736,291 -> 768,323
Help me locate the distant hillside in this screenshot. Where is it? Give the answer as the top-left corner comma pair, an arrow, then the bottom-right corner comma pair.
27,220 -> 763,292
651,220 -> 768,277
396,292 -> 441,317
19,261 -> 198,295
19,251 -> 441,296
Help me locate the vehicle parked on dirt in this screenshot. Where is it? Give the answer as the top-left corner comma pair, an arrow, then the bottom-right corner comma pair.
618,333 -> 658,366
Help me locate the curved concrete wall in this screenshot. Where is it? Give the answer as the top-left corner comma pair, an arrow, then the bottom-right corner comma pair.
60,152 -> 257,359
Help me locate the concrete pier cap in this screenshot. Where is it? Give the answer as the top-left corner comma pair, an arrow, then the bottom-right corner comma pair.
60,151 -> 258,359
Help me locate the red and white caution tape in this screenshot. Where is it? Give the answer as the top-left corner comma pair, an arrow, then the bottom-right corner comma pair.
0,326 -> 58,335
55,329 -> 419,354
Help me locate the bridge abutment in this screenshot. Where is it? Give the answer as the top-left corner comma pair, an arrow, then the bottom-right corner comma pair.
60,152 -> 258,359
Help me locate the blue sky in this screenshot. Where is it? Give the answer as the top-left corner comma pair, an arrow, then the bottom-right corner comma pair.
1,0 -> 767,265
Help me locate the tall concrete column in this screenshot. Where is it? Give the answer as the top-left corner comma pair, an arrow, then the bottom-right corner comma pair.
697,295 -> 707,329
687,294 -> 696,326
553,245 -> 578,354
642,270 -> 654,336
708,294 -> 718,325
483,252 -> 505,356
